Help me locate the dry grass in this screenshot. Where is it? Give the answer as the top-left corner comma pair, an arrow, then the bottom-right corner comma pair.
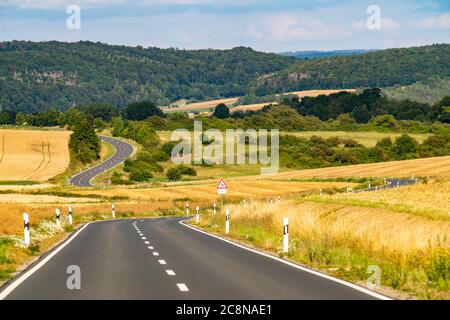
161,97 -> 239,112
230,102 -> 278,112
72,180 -> 351,202
197,197 -> 449,299
0,129 -> 71,181
220,200 -> 449,254
0,201 -> 177,235
287,89 -> 356,98
268,156 -> 450,179
330,179 -> 450,215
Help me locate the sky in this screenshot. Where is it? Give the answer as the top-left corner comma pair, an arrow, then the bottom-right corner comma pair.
0,0 -> 449,52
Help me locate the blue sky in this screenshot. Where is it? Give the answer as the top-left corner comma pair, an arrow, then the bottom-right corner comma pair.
0,0 -> 449,52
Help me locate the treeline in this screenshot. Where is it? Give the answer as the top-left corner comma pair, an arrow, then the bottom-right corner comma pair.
382,77 -> 450,104
253,44 -> 450,95
0,41 -> 295,113
279,133 -> 450,170
285,88 -> 450,124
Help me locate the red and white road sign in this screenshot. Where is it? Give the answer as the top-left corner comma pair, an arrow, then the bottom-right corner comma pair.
217,178 -> 228,195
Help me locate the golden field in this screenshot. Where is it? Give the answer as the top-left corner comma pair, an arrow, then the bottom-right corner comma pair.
161,97 -> 239,112
72,180 -> 351,202
0,129 -> 71,181
329,179 -> 450,215
268,156 -> 450,179
160,89 -> 355,113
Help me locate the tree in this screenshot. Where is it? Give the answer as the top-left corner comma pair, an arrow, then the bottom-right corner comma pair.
212,103 -> 230,119
392,134 -> 418,159
124,101 -> 163,121
15,112 -> 26,125
69,118 -> 101,163
77,104 -> 119,121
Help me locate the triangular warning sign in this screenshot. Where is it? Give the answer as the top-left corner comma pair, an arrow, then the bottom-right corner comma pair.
217,178 -> 227,189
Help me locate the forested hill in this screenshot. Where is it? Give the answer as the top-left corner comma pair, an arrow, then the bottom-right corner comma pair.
252,44 -> 450,95
0,41 -> 296,113
1,41 -> 450,113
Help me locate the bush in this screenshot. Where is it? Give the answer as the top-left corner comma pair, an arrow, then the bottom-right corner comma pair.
176,165 -> 197,176
129,168 -> 153,182
166,168 -> 182,181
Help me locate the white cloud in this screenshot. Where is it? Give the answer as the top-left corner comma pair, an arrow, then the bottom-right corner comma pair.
415,14 -> 450,29
247,13 -> 350,42
0,0 -> 253,9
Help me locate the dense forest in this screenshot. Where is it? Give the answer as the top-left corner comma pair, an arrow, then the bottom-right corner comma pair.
0,41 -> 296,113
382,77 -> 450,104
1,41 -> 450,114
286,88 -> 450,124
253,44 -> 450,95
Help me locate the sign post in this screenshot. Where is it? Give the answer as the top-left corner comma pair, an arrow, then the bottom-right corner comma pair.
23,212 -> 30,247
216,178 -> 228,212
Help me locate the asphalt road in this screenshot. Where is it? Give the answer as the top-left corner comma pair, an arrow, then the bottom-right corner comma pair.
355,178 -> 418,193
69,136 -> 133,187
0,217 -> 388,300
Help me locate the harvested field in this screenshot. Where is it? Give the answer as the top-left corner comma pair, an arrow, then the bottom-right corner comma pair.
0,129 -> 71,181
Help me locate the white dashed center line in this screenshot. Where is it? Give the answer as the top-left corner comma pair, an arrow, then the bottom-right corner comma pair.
177,284 -> 189,292
145,241 -> 150,244
152,252 -> 159,256
166,270 -> 176,276
141,237 -> 146,240
148,246 -> 154,249
158,260 -> 166,265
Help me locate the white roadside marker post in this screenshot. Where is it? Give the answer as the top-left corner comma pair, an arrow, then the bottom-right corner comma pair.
55,208 -> 61,228
368,180 -> 371,188
196,206 -> 199,224
68,206 -> 73,225
278,196 -> 281,203
397,181 -> 400,188
112,204 -> 116,219
283,217 -> 289,254
23,212 -> 30,247
186,202 -> 189,216
225,209 -> 230,234
243,199 -> 246,207
270,199 -> 274,204
213,203 -> 216,214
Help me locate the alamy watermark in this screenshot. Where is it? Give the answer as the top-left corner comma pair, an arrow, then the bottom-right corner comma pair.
66,5 -> 81,30
66,265 -> 81,290
367,5 -> 382,30
367,265 -> 381,289
170,121 -> 279,174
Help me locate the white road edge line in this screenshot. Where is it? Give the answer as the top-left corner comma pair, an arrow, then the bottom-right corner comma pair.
179,220 -> 391,300
0,222 -> 91,300
177,283 -> 189,292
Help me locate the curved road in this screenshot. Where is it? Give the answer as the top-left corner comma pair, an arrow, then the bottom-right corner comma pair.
0,217 -> 388,300
69,136 -> 133,187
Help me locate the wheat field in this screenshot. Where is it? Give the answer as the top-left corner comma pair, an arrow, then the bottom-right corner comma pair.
0,129 -> 71,181
73,180 -> 350,202
268,156 -> 450,179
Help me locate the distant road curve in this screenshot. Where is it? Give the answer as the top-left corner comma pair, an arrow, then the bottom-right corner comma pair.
69,136 -> 133,187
